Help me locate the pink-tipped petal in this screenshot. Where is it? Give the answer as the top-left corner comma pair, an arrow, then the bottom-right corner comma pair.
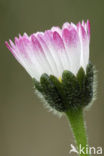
62,22 -> 71,30
5,41 -> 12,52
77,21 -> 90,70
87,20 -> 90,39
62,28 -> 79,47
51,26 -> 62,36
62,27 -> 81,74
82,20 -> 85,27
53,31 -> 65,50
53,31 -> 70,71
80,25 -> 87,40
5,41 -> 16,58
31,35 -> 44,54
37,33 -> 59,76
9,39 -> 15,49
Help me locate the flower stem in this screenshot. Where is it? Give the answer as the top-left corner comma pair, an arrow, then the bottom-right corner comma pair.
66,108 -> 90,156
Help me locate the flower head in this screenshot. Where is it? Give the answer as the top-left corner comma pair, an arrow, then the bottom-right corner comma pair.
5,20 -> 90,80
5,20 -> 95,112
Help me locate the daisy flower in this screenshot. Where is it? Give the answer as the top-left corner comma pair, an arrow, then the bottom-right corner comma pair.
5,20 -> 96,156
5,20 -> 94,112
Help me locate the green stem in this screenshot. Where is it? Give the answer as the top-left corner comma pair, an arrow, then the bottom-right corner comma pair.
66,108 -> 90,156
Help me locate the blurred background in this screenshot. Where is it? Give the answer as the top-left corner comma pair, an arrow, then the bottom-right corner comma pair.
0,0 -> 104,156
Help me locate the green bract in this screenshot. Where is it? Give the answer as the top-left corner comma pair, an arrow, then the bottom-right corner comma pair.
33,63 -> 94,112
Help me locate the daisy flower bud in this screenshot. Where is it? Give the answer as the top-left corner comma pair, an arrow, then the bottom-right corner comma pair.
5,20 -> 95,113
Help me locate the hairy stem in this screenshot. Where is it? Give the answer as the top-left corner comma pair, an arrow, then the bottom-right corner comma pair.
66,108 -> 90,156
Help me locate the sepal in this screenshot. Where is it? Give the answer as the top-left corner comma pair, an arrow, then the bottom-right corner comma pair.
62,70 -> 81,110
33,63 -> 95,112
40,73 -> 65,111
